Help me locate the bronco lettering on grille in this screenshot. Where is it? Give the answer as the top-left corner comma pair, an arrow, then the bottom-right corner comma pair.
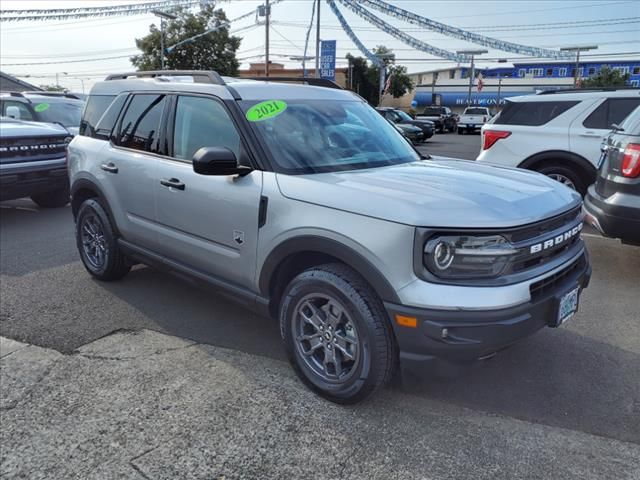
530,223 -> 583,254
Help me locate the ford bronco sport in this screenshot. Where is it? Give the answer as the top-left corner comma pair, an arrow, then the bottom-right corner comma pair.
68,71 -> 591,404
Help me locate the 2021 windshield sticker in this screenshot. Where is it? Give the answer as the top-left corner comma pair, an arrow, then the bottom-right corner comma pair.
34,103 -> 50,112
246,100 -> 287,122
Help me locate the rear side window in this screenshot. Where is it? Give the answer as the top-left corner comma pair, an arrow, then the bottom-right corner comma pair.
116,94 -> 167,154
495,101 -> 579,126
583,98 -> 640,129
93,94 -> 127,141
80,95 -> 115,136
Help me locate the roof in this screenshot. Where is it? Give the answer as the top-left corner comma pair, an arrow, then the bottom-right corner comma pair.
0,72 -> 43,91
509,88 -> 640,102
89,73 -> 359,102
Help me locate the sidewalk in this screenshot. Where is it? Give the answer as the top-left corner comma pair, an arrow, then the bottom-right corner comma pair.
1,330 -> 639,480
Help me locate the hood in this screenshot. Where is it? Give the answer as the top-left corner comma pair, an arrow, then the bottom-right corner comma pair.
276,158 -> 582,228
0,119 -> 70,138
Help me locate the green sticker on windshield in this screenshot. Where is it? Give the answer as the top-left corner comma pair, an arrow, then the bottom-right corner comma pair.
34,103 -> 50,112
246,100 -> 287,122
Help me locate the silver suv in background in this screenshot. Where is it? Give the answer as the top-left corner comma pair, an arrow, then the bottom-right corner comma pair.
68,71 -> 591,403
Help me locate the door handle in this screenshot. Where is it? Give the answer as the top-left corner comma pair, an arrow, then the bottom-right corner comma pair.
100,162 -> 118,173
160,178 -> 185,190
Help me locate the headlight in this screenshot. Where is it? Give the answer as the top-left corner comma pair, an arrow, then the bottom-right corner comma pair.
424,235 -> 518,279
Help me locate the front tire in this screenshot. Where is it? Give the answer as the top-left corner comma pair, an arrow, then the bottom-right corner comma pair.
31,185 -> 70,208
76,199 -> 130,281
279,264 -> 397,404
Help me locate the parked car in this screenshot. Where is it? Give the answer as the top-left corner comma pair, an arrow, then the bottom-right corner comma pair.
68,71 -> 590,404
415,105 -> 457,133
477,89 -> 640,195
0,91 -> 84,135
583,106 -> 640,245
376,107 -> 434,141
393,122 -> 424,144
458,106 -> 491,134
0,117 -> 72,207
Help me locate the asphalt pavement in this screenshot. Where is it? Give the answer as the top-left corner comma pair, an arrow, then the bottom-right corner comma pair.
1,134 -> 639,478
418,130 -> 482,160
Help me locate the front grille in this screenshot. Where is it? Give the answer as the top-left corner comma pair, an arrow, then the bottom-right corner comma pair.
506,206 -> 582,243
0,136 -> 69,161
529,254 -> 585,300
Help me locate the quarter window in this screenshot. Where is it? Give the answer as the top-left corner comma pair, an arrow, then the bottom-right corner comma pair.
494,101 -> 579,126
80,95 -> 115,136
117,94 -> 166,153
172,95 -> 240,161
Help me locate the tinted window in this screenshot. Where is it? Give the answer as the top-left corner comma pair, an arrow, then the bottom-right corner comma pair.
117,94 -> 166,153
80,95 -> 115,136
422,107 -> 444,115
2,101 -> 34,121
464,108 -> 488,115
494,101 -> 579,126
583,98 -> 640,129
617,105 -> 640,135
93,94 -> 127,141
172,96 -> 240,161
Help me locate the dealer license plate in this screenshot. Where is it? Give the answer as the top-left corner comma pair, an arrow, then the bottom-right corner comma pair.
557,287 -> 580,325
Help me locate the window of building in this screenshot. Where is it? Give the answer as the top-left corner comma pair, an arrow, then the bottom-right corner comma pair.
583,98 -> 640,129
631,80 -> 639,87
588,67 -> 596,76
612,66 -> 630,75
529,68 -> 543,76
117,94 -> 167,154
449,69 -> 455,79
546,68 -> 553,77
518,69 -> 526,78
559,68 -> 567,77
172,95 -> 241,161
494,101 -> 579,126
633,66 -> 640,75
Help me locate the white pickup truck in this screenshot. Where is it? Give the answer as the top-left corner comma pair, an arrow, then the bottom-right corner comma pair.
458,107 -> 491,134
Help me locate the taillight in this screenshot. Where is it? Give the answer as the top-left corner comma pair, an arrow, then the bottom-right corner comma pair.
483,116 -> 487,122
621,143 -> 640,178
482,130 -> 511,150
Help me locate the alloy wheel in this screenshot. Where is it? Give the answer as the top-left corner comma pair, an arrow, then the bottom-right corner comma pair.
81,214 -> 107,269
547,173 -> 576,191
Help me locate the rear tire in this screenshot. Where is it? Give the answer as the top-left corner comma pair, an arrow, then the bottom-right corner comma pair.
76,198 -> 130,281
279,263 -> 397,404
31,186 -> 70,208
536,163 -> 587,196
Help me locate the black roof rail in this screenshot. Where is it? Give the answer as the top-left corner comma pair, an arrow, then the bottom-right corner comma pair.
537,87 -> 640,95
25,91 -> 83,100
105,70 -> 225,85
248,76 -> 343,90
0,91 -> 26,98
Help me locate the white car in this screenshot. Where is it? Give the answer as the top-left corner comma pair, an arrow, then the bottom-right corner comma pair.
458,107 -> 491,134
477,89 -> 640,195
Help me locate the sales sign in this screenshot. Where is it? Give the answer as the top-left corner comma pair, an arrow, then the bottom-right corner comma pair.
320,40 -> 336,81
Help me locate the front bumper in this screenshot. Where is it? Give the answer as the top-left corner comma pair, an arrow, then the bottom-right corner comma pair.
0,158 -> 68,201
458,123 -> 482,131
583,185 -> 640,245
385,252 -> 591,375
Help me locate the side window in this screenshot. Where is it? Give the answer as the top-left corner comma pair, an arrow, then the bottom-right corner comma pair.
117,94 -> 166,153
80,95 -> 115,136
172,95 -> 240,161
494,101 -> 579,126
583,98 -> 640,129
3,101 -> 34,121
93,94 -> 127,141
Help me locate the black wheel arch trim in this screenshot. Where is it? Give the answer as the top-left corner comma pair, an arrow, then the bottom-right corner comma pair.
259,236 -> 401,304
70,178 -> 118,230
518,150 -> 597,181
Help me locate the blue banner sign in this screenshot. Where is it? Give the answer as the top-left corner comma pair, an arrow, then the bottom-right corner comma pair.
320,40 -> 337,81
414,91 -> 531,108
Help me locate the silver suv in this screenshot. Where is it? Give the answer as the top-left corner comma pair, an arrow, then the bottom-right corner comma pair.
68,71 -> 591,403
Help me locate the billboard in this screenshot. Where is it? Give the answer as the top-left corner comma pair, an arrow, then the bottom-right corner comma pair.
320,40 -> 336,81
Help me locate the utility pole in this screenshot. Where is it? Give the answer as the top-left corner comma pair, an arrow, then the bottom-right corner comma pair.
457,49 -> 487,107
265,0 -> 270,77
152,10 -> 177,70
315,0 -> 320,78
560,45 -> 598,87
348,57 -> 353,90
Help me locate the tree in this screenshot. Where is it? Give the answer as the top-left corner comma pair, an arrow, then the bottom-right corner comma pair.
582,67 -> 630,88
39,84 -> 67,92
386,64 -> 414,99
131,5 -> 241,75
346,54 -> 378,102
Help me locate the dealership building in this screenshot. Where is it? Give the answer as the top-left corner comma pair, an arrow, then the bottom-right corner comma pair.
382,59 -> 640,113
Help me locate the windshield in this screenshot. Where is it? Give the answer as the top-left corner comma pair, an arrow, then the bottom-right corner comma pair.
464,108 -> 487,115
242,99 -> 420,174
32,99 -> 84,128
395,110 -> 414,121
422,107 -> 443,116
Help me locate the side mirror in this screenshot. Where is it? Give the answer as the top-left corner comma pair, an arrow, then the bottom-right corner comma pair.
6,106 -> 21,120
192,147 -> 252,176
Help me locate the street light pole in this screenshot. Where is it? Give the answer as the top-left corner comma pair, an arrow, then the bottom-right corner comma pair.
152,10 -> 177,70
265,0 -> 270,77
457,49 -> 487,107
560,45 -> 598,87
315,0 -> 320,78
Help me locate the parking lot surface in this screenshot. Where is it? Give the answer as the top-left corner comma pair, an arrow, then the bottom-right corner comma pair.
1,136 -> 639,478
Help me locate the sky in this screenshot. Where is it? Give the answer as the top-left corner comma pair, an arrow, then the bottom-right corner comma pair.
1,0 -> 639,92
